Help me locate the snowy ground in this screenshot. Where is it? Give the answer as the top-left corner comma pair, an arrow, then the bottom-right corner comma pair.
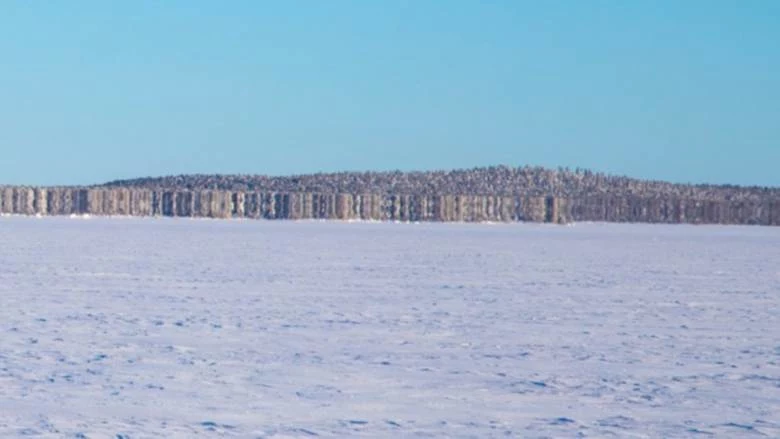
0,217 -> 778,438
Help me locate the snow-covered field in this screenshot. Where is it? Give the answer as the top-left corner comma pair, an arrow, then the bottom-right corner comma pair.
0,217 -> 778,438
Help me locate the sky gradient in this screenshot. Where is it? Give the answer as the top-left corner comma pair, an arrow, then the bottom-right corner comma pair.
1,1 -> 778,186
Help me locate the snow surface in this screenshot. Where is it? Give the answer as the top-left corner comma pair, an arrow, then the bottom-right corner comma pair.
0,216 -> 778,438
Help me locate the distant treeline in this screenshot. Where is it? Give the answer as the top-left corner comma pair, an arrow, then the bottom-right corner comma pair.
102,166 -> 778,200
2,166 -> 778,225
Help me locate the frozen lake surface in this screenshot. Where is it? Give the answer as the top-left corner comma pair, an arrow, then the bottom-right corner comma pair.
1,217 -> 778,438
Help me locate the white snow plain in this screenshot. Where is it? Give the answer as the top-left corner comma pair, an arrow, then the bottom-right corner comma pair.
0,216 -> 778,438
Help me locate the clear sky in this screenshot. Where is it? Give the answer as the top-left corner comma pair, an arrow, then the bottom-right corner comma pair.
1,1 -> 778,186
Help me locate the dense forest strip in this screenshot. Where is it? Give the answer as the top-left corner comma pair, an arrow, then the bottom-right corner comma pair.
100,166 -> 779,200
1,166 -> 778,225
0,187 -> 777,225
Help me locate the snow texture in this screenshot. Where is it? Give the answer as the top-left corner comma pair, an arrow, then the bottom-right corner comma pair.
1,216 -> 778,438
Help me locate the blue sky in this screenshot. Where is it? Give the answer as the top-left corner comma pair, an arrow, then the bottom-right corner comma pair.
1,1 -> 778,186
